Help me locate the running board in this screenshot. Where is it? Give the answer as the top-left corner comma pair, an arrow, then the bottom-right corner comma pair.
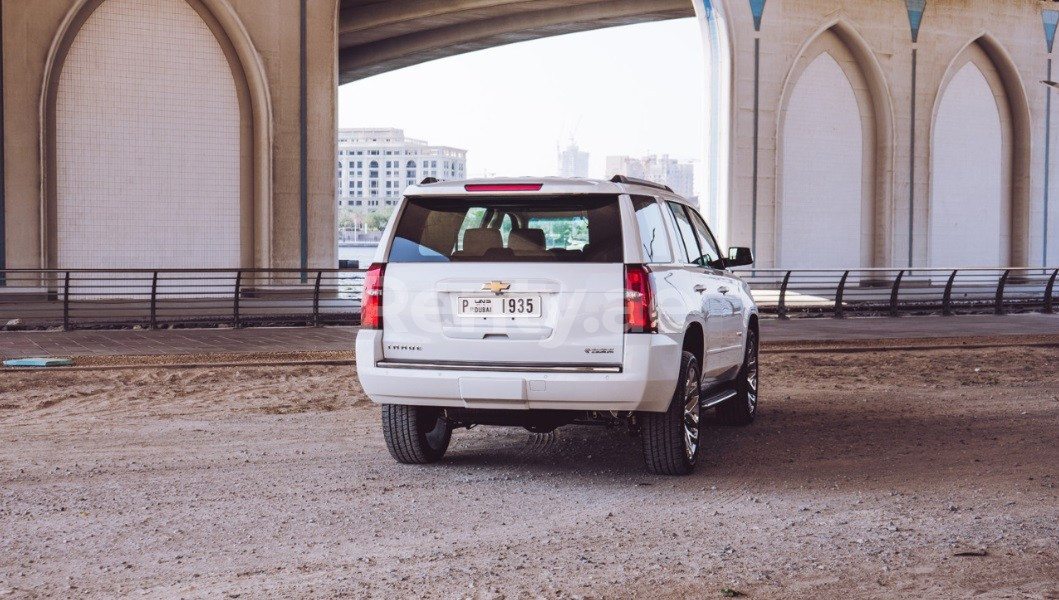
701,389 -> 738,409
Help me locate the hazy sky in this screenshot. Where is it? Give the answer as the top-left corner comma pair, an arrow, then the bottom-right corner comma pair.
338,18 -> 707,194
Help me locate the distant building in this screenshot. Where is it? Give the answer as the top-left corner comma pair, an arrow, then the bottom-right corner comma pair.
337,128 -> 467,209
606,154 -> 696,201
557,142 -> 590,178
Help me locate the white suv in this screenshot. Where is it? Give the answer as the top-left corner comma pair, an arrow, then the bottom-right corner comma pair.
356,176 -> 759,475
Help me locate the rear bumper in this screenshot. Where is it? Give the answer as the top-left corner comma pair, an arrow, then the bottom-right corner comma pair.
355,330 -> 681,413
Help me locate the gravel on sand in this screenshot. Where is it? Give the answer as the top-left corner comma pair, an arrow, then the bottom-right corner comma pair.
1,344 -> 1057,598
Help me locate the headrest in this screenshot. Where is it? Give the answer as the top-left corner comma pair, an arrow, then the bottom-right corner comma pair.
462,228 -> 503,255
509,228 -> 546,253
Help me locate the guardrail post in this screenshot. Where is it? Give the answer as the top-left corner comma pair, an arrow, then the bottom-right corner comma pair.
149,271 -> 159,330
995,270 -> 1011,315
62,271 -> 71,331
233,271 -> 243,328
942,270 -> 958,316
1045,268 -> 1059,315
312,270 -> 323,327
833,271 -> 850,319
777,271 -> 792,320
889,270 -> 905,317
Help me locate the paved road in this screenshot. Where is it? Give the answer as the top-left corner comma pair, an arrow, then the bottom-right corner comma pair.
761,312 -> 1059,342
0,327 -> 356,360
1,313 -> 1058,359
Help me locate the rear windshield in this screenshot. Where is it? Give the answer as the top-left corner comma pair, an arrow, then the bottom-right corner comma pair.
388,195 -> 623,263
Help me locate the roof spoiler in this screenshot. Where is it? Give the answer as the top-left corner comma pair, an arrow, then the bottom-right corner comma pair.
610,175 -> 673,194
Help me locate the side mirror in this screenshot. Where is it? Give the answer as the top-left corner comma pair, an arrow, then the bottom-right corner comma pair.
727,246 -> 754,268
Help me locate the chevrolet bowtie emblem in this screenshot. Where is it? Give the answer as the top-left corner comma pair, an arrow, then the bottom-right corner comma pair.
483,281 -> 511,295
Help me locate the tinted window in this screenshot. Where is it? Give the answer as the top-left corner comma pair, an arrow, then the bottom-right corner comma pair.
666,201 -> 701,265
686,209 -> 724,269
631,196 -> 673,264
389,195 -> 623,263
526,215 -> 589,251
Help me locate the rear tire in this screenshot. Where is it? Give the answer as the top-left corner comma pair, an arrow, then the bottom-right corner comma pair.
381,404 -> 452,464
716,327 -> 759,426
640,351 -> 701,476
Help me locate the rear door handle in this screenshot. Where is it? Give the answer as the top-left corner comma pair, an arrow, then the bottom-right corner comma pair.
718,286 -> 730,295
693,285 -> 709,294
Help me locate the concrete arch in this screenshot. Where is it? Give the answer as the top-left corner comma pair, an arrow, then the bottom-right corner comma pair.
928,34 -> 1032,268
775,18 -> 895,268
40,0 -> 274,269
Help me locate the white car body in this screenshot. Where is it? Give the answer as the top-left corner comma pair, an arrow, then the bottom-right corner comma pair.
356,177 -> 758,414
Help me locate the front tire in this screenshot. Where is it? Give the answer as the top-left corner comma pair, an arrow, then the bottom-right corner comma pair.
716,327 -> 759,426
640,351 -> 701,476
381,405 -> 452,464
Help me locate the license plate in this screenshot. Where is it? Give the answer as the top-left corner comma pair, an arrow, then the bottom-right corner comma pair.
456,295 -> 542,318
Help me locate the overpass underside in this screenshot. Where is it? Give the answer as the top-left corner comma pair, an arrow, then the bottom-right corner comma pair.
338,0 -> 695,83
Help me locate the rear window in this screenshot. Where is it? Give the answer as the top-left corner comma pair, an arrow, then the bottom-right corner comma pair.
388,195 -> 623,263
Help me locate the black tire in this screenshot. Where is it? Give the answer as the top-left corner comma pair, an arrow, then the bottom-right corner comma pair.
716,326 -> 759,426
381,404 -> 452,464
640,351 -> 701,476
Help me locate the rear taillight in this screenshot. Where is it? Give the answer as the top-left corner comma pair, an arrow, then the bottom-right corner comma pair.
361,263 -> 385,330
625,265 -> 657,334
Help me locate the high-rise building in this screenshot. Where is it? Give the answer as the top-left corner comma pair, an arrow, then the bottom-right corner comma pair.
337,128 -> 467,209
557,142 -> 590,178
606,154 -> 696,202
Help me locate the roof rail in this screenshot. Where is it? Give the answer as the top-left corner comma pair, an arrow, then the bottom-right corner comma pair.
420,177 -> 440,185
609,175 -> 673,193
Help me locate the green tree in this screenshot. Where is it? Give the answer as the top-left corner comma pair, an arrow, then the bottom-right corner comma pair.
338,209 -> 359,230
366,208 -> 394,232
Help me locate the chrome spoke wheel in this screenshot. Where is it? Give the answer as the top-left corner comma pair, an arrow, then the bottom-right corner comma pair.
746,334 -> 759,413
641,351 -> 702,475
715,328 -> 760,428
682,367 -> 701,461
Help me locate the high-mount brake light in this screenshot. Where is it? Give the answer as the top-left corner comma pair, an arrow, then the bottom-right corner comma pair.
464,184 -> 544,192
361,263 -> 385,330
624,265 -> 657,334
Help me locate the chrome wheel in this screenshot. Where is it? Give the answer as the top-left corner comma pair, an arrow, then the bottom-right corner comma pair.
682,364 -> 701,461
716,327 -> 760,427
641,351 -> 701,475
745,332 -> 759,414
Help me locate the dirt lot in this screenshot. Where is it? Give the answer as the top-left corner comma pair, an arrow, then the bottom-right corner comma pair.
1,343 -> 1058,599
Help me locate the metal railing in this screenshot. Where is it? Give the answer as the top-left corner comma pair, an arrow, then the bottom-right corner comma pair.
0,269 -> 365,330
0,266 -> 1055,330
736,267 -> 1059,318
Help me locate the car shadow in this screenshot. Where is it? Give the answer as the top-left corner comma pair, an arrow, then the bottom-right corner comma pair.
434,398 -> 1058,492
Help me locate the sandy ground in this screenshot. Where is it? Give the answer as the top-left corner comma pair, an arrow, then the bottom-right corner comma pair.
1,345 -> 1058,599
